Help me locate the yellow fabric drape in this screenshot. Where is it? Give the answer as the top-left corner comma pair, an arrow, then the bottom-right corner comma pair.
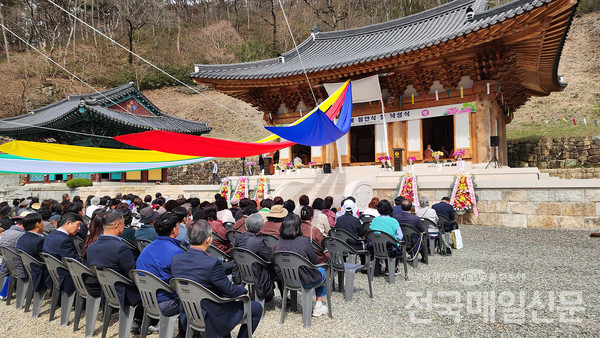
0,140 -> 197,163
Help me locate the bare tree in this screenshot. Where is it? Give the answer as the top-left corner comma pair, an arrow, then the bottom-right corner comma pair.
0,2 -> 10,63
257,0 -> 277,52
113,0 -> 161,64
301,0 -> 350,30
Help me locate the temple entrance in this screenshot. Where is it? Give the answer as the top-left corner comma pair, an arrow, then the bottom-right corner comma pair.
350,125 -> 375,163
422,115 -> 454,159
291,144 -> 311,165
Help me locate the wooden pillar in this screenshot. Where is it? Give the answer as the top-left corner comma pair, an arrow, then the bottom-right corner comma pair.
141,170 -> 149,183
390,121 -> 406,163
474,83 -> 492,164
120,172 -> 126,182
325,142 -> 339,169
161,168 -> 168,183
498,106 -> 508,165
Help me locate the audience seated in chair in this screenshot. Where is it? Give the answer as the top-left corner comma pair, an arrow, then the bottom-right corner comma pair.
203,203 -> 231,253
299,206 -> 330,264
415,196 -> 439,234
16,213 -> 51,292
134,207 -> 159,242
260,205 -> 288,238
311,198 -> 331,236
233,213 -> 282,303
42,212 -> 83,295
392,200 -> 428,264
136,212 -> 185,335
0,214 -> 27,283
334,200 -> 366,251
276,213 -> 328,318
432,197 -> 458,232
368,200 -> 402,275
171,220 -> 263,338
86,210 -> 145,333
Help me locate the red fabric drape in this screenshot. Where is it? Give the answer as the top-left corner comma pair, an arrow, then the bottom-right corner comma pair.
115,82 -> 348,158
114,131 -> 295,158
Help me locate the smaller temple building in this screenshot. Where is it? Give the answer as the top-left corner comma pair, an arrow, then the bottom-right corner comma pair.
0,82 -> 211,183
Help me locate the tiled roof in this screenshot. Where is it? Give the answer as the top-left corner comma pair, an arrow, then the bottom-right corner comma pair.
0,83 -> 211,135
191,0 -> 555,80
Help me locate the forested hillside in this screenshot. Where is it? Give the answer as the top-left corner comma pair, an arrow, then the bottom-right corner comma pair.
0,0 -> 598,141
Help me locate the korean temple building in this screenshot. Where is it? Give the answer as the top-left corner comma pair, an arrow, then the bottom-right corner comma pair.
191,0 -> 577,168
0,83 -> 211,183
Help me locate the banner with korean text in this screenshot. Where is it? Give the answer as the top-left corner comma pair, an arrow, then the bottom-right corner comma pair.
350,102 -> 476,127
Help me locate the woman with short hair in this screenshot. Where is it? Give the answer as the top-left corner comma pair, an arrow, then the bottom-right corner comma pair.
203,203 -> 231,253
415,196 -> 439,233
276,214 -> 328,317
362,197 -> 380,217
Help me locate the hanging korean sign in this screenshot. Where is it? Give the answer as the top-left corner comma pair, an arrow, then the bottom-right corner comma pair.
350,102 -> 476,127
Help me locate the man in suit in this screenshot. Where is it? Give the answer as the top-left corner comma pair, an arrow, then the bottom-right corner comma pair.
0,213 -> 27,286
233,213 -> 280,302
392,196 -> 405,216
392,200 -> 428,264
432,197 -> 457,232
42,212 -> 82,295
17,212 -> 51,292
86,210 -> 144,331
136,212 -> 184,333
171,220 -> 262,338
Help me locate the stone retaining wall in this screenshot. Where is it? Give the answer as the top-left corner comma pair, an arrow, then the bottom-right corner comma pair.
374,187 -> 600,229
167,157 -> 260,185
507,136 -> 600,169
540,168 -> 600,179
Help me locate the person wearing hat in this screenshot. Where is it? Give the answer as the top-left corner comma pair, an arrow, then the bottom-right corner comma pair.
17,199 -> 33,216
258,199 -> 274,222
86,196 -> 102,218
30,202 -> 42,211
134,207 -> 159,242
0,205 -> 14,231
260,204 -> 288,238
334,200 -> 366,251
229,197 -> 240,217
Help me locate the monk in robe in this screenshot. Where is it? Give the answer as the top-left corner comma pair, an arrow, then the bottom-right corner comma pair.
424,144 -> 434,161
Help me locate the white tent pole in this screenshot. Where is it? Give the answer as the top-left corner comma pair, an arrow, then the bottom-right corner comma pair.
380,99 -> 391,166
335,118 -> 344,173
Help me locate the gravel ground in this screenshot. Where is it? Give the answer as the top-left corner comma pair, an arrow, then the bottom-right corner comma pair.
1,225 -> 599,337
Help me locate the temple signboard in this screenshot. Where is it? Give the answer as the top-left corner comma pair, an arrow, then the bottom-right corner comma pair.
351,102 -> 476,127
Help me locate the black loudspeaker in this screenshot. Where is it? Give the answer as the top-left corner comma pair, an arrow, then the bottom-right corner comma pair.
323,163 -> 331,174
490,136 -> 499,147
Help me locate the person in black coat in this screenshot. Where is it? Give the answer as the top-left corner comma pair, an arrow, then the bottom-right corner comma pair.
171,220 -> 263,338
86,210 -> 143,324
392,200 -> 428,264
334,202 -> 366,251
276,214 -> 328,317
432,197 -> 458,232
233,213 -> 281,302
17,213 -> 51,292
42,212 -> 83,294
0,205 -> 14,230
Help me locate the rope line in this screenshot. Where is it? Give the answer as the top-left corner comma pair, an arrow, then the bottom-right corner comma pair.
276,0 -> 318,107
0,23 -> 155,131
45,0 -> 263,128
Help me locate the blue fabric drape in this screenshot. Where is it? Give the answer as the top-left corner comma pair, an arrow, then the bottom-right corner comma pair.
265,83 -> 353,146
